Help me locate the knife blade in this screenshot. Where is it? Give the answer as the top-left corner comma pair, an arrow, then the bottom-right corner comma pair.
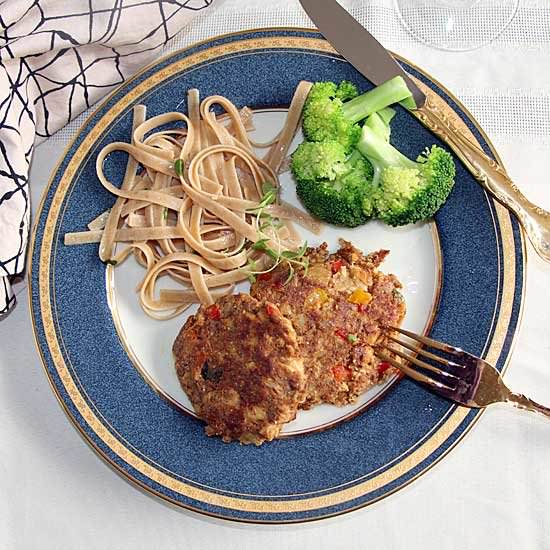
299,0 -> 426,108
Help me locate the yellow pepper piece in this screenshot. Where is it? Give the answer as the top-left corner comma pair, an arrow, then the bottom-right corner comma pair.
304,288 -> 329,308
348,288 -> 372,306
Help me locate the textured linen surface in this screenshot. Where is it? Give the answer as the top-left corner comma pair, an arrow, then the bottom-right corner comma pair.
0,0 -> 221,315
1,1 -> 550,549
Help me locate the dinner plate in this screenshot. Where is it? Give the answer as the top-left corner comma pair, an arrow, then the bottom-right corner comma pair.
29,29 -> 525,523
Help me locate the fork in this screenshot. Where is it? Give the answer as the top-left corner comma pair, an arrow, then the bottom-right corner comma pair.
375,326 -> 550,419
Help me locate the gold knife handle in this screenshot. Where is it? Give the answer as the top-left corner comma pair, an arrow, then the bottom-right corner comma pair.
413,96 -> 550,262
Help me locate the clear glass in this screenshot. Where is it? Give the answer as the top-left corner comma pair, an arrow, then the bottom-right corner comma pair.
394,0 -> 521,52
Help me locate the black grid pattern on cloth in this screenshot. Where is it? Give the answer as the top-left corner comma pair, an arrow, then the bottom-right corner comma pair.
0,0 -> 216,316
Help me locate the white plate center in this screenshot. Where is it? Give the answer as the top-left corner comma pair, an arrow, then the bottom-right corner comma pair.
107,110 -> 441,436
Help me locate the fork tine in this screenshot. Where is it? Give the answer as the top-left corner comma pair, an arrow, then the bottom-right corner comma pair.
386,334 -> 462,369
387,326 -> 463,356
375,350 -> 455,392
382,344 -> 460,381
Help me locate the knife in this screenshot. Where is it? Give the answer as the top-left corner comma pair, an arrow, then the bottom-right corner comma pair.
299,0 -> 550,263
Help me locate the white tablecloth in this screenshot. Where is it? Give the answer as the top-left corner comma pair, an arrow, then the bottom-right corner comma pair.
2,1 -> 550,548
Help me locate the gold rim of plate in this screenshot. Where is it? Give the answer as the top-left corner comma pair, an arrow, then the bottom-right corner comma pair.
27,29 -> 527,523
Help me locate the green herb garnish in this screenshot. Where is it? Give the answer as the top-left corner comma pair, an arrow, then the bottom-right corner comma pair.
243,183 -> 309,285
252,238 -> 269,251
262,181 -> 276,195
174,158 -> 184,176
244,259 -> 258,283
265,248 -> 280,261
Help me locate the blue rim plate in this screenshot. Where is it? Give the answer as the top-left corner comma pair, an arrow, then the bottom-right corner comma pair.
29,29 -> 525,523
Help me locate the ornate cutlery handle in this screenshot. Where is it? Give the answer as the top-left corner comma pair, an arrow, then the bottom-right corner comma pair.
413,97 -> 550,263
506,391 -> 550,420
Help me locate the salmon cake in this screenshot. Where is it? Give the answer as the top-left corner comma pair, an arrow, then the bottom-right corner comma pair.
173,294 -> 306,445
251,240 -> 406,408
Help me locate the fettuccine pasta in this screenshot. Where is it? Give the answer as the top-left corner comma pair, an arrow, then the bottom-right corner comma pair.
64,82 -> 319,319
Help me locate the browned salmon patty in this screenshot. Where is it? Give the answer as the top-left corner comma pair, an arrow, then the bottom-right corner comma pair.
172,294 -> 306,445
251,240 -> 406,408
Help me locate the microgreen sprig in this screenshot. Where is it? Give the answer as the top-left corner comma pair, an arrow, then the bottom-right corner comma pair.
174,158 -> 184,176
243,183 -> 309,284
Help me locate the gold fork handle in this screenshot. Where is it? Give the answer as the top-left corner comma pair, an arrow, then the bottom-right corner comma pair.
506,391 -> 550,420
413,97 -> 550,263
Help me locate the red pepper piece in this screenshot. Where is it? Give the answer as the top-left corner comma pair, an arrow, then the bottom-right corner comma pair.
331,364 -> 352,382
205,304 -> 221,321
335,328 -> 348,341
377,361 -> 392,376
265,303 -> 278,317
331,259 -> 344,274
357,303 -> 368,313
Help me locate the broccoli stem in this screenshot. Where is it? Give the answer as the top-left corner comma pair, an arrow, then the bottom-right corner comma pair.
347,149 -> 365,164
356,126 -> 416,184
377,107 -> 396,125
365,112 -> 391,142
400,95 -> 418,110
342,76 -> 412,123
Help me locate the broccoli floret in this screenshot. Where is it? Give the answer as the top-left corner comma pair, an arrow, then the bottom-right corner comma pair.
306,81 -> 359,104
291,141 -> 375,227
302,82 -> 361,153
302,77 -> 412,152
334,80 -> 359,101
356,126 -> 456,226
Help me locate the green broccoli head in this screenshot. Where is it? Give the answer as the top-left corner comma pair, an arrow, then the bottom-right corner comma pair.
291,141 -> 375,227
357,127 -> 456,226
302,77 -> 415,153
291,140 -> 350,182
302,81 -> 361,152
334,80 -> 359,101
375,146 -> 456,226
306,81 -> 358,103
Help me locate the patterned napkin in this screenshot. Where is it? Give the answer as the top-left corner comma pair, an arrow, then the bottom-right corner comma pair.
0,0 -> 223,317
